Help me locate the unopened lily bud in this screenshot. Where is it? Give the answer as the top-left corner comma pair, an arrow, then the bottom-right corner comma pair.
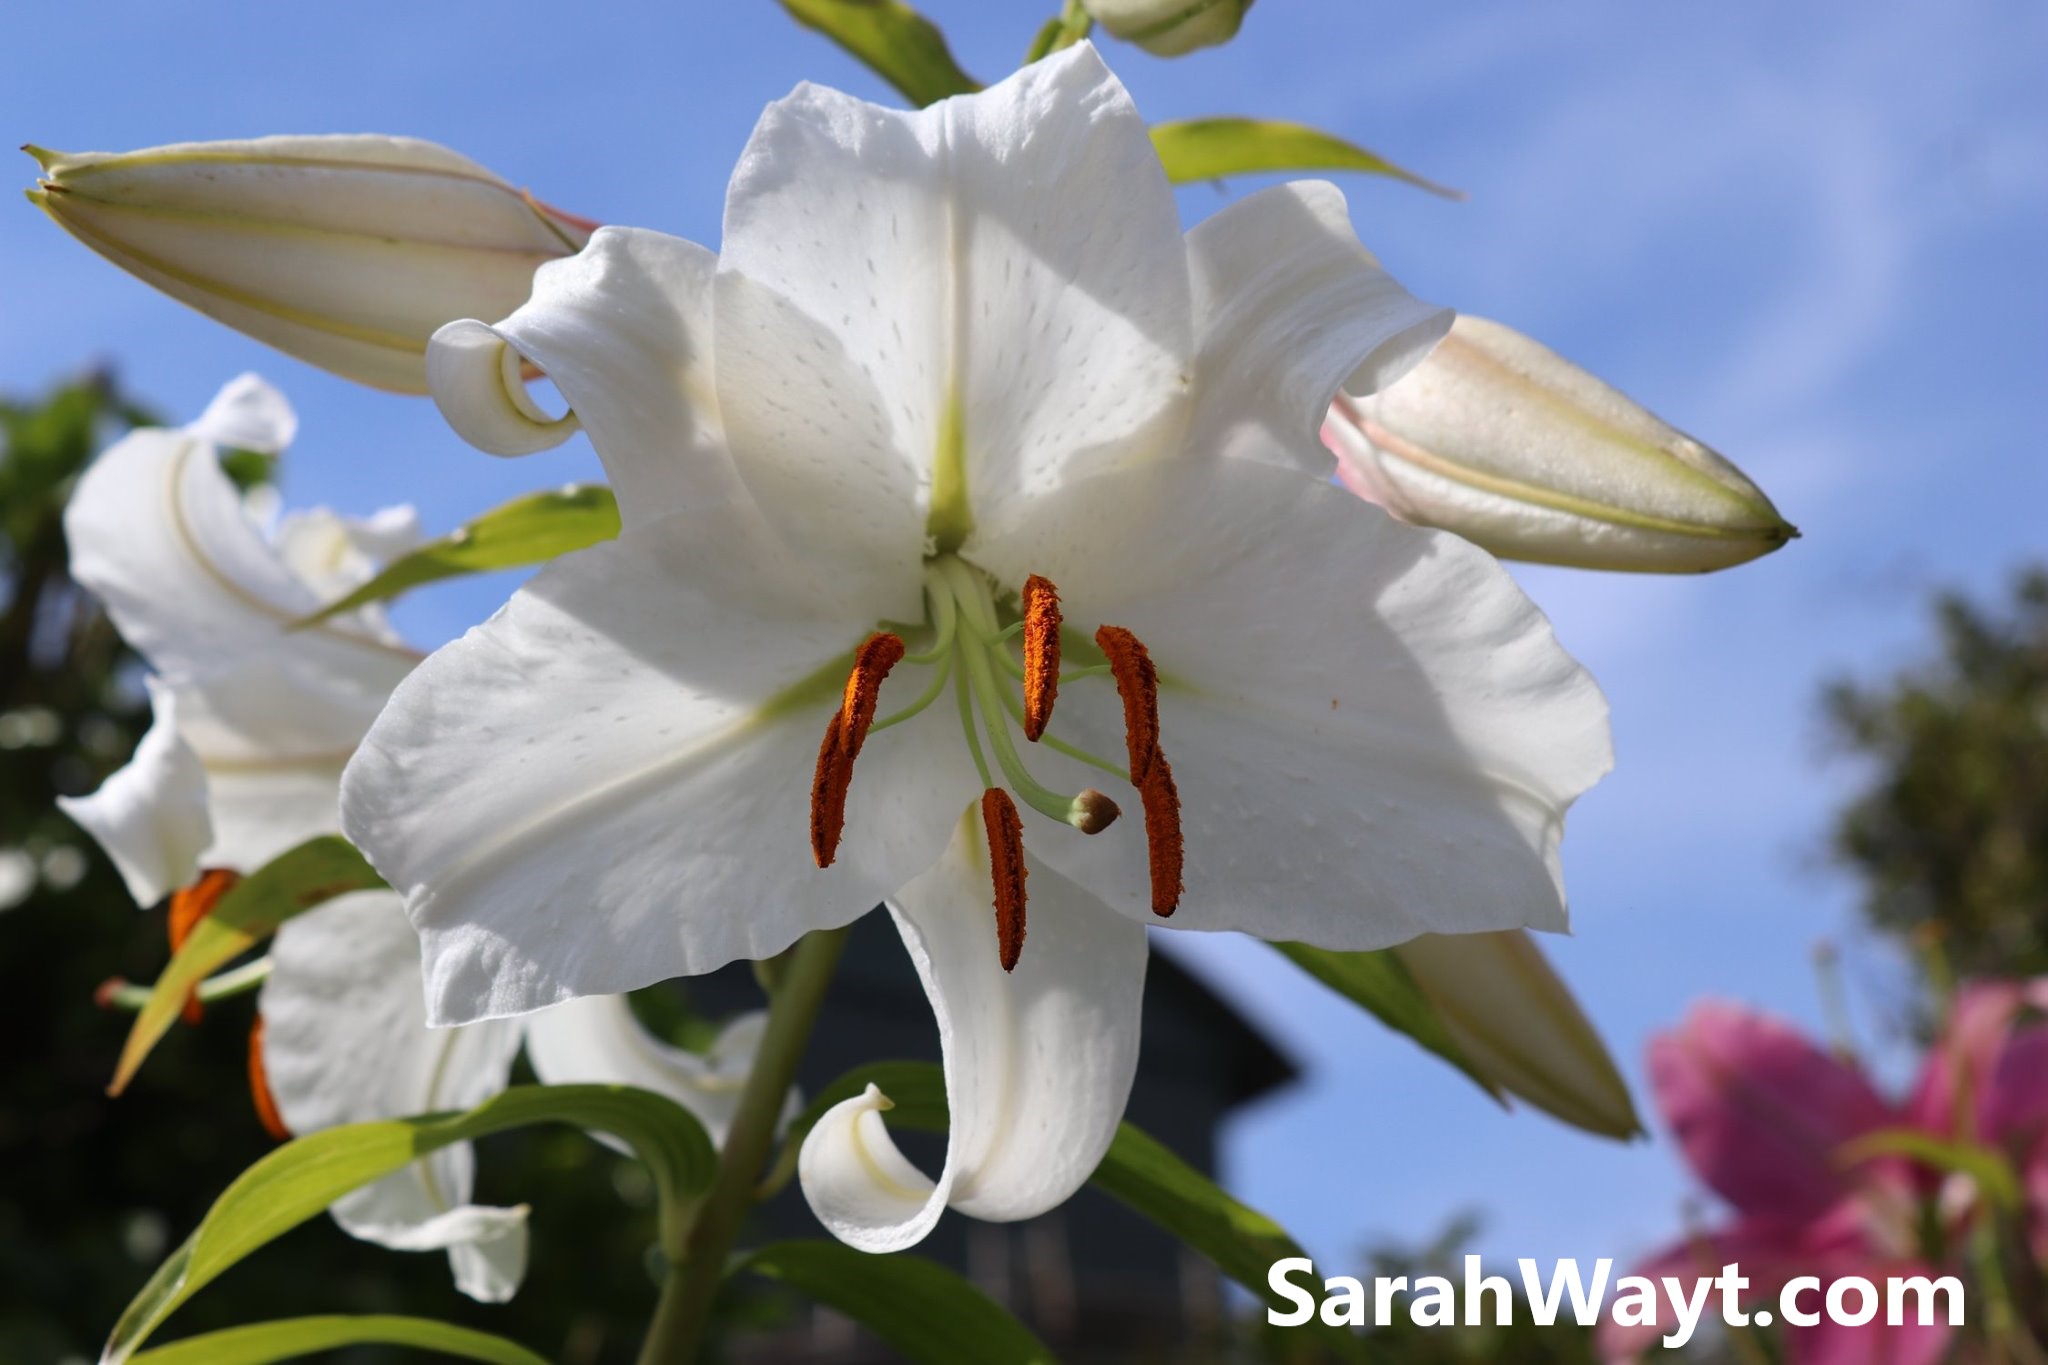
1393,930 -> 1642,1140
1083,0 -> 1251,56
24,136 -> 594,394
1326,315 -> 1797,573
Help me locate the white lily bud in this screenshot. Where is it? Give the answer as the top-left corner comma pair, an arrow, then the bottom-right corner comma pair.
1393,929 -> 1641,1139
1082,0 -> 1251,56
1326,315 -> 1797,573
24,136 -> 593,394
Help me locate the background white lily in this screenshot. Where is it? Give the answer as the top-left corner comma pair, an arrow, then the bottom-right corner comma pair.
59,377 -> 786,1300
345,45 -> 1614,1253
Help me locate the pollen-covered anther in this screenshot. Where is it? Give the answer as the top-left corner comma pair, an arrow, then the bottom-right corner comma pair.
1020,574 -> 1062,742
1094,626 -> 1161,781
247,1015 -> 291,1141
1138,756 -> 1184,917
167,867 -> 242,1023
1094,625 -> 1182,916
168,867 -> 242,952
810,632 -> 907,868
981,788 -> 1029,972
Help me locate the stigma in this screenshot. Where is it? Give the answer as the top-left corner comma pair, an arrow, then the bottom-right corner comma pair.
806,558 -> 1185,970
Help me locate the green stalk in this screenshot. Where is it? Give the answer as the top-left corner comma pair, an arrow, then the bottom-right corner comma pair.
634,926 -> 850,1365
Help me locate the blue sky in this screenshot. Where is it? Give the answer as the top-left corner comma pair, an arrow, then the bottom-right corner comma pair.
5,0 -> 2046,1274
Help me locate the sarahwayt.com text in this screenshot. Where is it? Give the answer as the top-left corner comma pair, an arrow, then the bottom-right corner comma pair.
1268,1256 -> 1965,1349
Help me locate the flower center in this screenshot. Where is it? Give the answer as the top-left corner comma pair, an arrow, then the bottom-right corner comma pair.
808,556 -> 1185,969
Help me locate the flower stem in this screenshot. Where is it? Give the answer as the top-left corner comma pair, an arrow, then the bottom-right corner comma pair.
635,926 -> 850,1365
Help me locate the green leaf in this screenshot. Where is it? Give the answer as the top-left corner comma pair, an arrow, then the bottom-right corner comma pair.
109,837 -> 384,1096
792,1061 -> 1364,1358
128,1315 -> 548,1365
1271,941 -> 1501,1101
296,484 -> 620,626
104,1084 -> 717,1364
1151,118 -> 1464,199
1838,1127 -> 2023,1210
776,0 -> 981,108
740,1242 -> 1054,1364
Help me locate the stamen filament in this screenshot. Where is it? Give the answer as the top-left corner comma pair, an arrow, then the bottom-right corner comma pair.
959,621 -> 1115,834
248,1015 -> 290,1141
991,684 -> 1130,781
903,574 -> 959,664
869,650 -> 952,733
955,663 -> 994,788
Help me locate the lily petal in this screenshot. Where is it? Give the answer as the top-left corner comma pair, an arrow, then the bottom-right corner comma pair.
973,453 -> 1610,946
799,809 -> 1147,1251
1649,1001 -> 1893,1223
57,678 -> 212,906
63,410 -> 416,697
1183,180 -> 1450,473
340,508 -> 970,1026
428,228 -> 740,529
185,371 -> 298,454
259,891 -> 527,1300
524,996 -> 785,1146
716,41 -> 1190,568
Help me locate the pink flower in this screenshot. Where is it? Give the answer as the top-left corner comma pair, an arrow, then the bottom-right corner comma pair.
1598,1000 -> 1949,1365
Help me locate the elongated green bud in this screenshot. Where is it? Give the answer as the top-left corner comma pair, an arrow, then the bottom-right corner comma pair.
1394,929 -> 1642,1140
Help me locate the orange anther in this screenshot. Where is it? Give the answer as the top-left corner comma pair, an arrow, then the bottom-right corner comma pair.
1094,626 -> 1161,782
1137,757 -> 1184,918
1094,625 -> 1181,917
811,633 -> 906,867
1020,575 -> 1062,742
168,867 -> 241,952
981,788 -> 1029,972
167,867 -> 241,1024
248,1015 -> 291,1141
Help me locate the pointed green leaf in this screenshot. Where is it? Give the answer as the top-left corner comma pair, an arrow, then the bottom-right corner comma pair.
1151,118 -> 1464,198
775,0 -> 981,108
128,1315 -> 548,1365
1271,941 -> 1502,1100
104,1084 -> 716,1364
109,837 -> 384,1096
296,484 -> 620,626
740,1241 -> 1054,1364
795,1060 -> 1364,1359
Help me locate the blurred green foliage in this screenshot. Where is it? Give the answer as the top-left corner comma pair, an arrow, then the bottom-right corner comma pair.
1825,569 -> 2048,984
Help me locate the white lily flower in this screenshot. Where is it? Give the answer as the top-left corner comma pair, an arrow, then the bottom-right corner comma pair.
61,379 -> 785,1297
1325,315 -> 1797,572
25,136 -> 593,394
344,45 -> 1611,1253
